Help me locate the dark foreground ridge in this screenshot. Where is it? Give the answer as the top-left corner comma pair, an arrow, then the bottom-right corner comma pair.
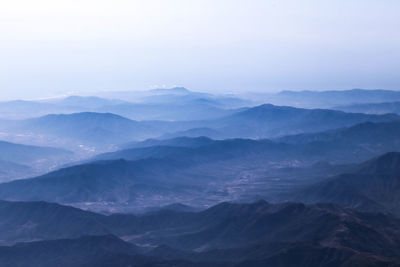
0,199 -> 400,266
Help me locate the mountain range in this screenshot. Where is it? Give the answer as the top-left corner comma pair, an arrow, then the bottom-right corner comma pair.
1,88 -> 400,266
264,89 -> 400,108
1,131 -> 400,212
0,102 -> 398,154
0,200 -> 399,267
0,112 -> 159,153
290,152 -> 400,216
0,88 -> 250,121
163,104 -> 400,139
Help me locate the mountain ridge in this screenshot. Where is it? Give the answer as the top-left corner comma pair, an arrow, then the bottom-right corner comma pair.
291,152 -> 400,216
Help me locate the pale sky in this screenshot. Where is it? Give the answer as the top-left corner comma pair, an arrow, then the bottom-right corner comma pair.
0,0 -> 399,100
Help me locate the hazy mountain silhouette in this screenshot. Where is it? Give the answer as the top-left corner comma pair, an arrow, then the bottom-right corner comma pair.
0,90 -> 247,121
163,104 -> 400,139
292,152 -> 400,216
95,87 -> 249,121
0,140 -> 72,166
8,112 -> 159,151
276,121 -> 400,163
335,101 -> 400,115
122,136 -> 215,150
209,104 -> 400,139
0,160 -> 31,183
0,96 -> 125,120
161,127 -> 224,139
141,87 -> 250,108
0,140 -> 73,181
267,89 -> 400,108
100,121 -> 400,165
1,103 -> 398,153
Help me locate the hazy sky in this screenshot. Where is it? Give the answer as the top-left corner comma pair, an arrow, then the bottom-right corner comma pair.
1,0 -> 399,100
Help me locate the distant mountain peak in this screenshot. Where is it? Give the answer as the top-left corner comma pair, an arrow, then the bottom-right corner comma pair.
236,103 -> 285,113
150,87 -> 190,94
169,87 -> 190,92
40,112 -> 131,121
255,103 -> 277,109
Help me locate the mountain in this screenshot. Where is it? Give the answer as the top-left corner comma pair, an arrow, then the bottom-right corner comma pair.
209,104 -> 400,139
4,89 -> 400,121
0,200 -> 399,267
291,152 -> 400,216
275,121 -> 400,163
105,200 -> 400,263
4,112 -> 159,152
161,127 -> 224,139
91,146 -> 193,162
0,96 -> 125,120
93,87 -> 249,121
122,136 -> 215,150
0,140 -> 73,167
3,132 -> 400,211
266,89 -> 400,108
0,141 -> 73,181
0,112 -> 211,153
0,100 -> 80,120
190,242 -> 400,267
95,136 -> 215,162
150,86 -> 192,94
142,87 -> 251,108
0,138 -> 310,211
63,91 -> 242,121
95,101 -> 238,121
69,137 -> 216,166
0,235 -> 150,267
165,104 -> 400,140
96,87 -> 251,108
335,101 -> 400,115
0,160 -> 31,183
277,121 -> 400,144
2,104 -> 398,153
1,238 -> 397,267
0,158 -> 198,210
0,200 -> 109,244
0,92 -> 246,121
2,198 -> 400,252
84,127 -> 400,209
